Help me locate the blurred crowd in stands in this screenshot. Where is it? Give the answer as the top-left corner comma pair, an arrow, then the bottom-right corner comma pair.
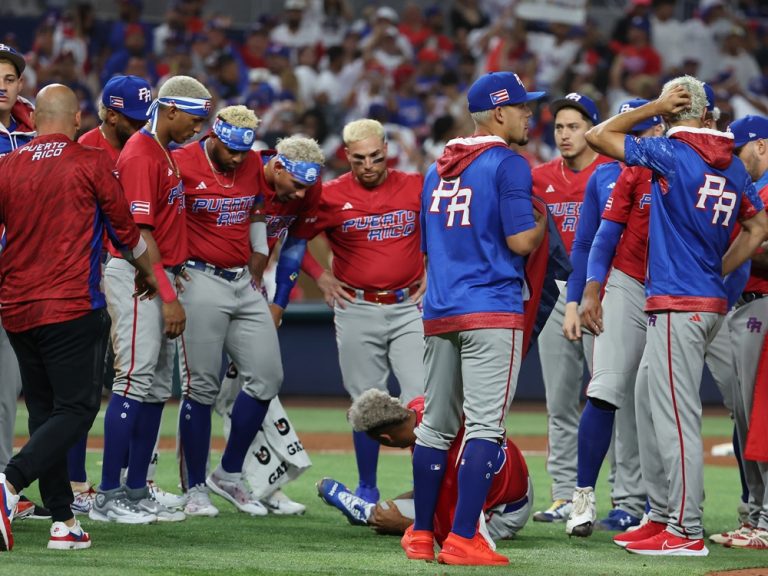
1,0 -> 767,177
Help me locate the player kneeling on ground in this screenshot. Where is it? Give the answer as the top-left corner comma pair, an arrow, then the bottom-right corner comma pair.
317,390 -> 532,545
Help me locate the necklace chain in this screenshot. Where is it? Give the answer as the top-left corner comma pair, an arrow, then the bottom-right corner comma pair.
204,140 -> 236,189
152,132 -> 180,179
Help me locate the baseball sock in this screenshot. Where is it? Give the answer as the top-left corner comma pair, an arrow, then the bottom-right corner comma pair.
220,391 -> 269,474
577,398 -> 615,489
733,426 -> 749,504
178,398 -> 212,488
126,402 -> 164,490
100,393 -> 141,491
67,433 -> 88,483
452,438 -> 501,539
412,444 -> 448,531
352,430 -> 379,491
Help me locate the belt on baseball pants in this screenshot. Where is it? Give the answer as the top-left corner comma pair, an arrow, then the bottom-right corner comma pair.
185,259 -> 247,282
741,291 -> 767,304
342,284 -> 420,305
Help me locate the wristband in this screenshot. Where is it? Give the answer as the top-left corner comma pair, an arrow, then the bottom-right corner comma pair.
250,221 -> 269,257
130,236 -> 148,261
152,263 -> 177,303
301,249 -> 325,280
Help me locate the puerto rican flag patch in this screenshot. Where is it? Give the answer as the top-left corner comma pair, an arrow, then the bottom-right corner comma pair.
109,95 -> 125,109
130,200 -> 151,215
490,89 -> 510,106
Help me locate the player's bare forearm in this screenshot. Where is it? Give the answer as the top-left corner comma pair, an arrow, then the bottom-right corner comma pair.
139,227 -> 162,265
586,86 -> 690,160
562,301 -> 582,341
751,244 -> 768,271
131,250 -> 158,300
269,303 -> 284,328
580,280 -> 603,334
723,212 -> 768,275
248,252 -> 269,285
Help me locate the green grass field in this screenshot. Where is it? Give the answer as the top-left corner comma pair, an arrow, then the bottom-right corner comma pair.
6,403 -> 768,575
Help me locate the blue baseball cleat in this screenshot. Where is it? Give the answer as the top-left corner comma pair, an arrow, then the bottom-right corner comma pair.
596,508 -> 641,531
316,478 -> 373,526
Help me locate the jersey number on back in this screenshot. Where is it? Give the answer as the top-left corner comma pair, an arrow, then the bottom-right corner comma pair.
429,177 -> 472,227
695,174 -> 736,227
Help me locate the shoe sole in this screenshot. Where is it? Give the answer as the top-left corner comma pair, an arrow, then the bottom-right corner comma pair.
206,478 -> 267,516
88,509 -> 158,524
626,547 -> 709,557
404,550 -> 435,561
0,513 -> 12,552
266,506 -> 306,516
47,540 -> 92,550
533,513 -> 566,523
316,488 -> 366,525
568,522 -> 594,538
185,508 -> 220,517
437,552 -> 509,566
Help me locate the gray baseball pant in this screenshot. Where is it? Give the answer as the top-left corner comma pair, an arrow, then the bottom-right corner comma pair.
539,288 -> 594,500
0,323 -> 22,469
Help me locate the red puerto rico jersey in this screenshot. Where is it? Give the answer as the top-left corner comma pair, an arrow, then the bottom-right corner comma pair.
744,181 -> 768,294
316,170 -> 423,290
0,135 -> 140,332
600,165 -> 653,283
252,150 -> 321,254
78,126 -> 120,165
409,397 -> 529,545
532,155 -> 613,254
110,129 -> 186,266
174,140 -> 262,269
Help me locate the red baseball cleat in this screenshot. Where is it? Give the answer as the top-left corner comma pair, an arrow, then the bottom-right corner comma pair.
613,520 -> 666,548
625,529 -> 709,556
437,531 -> 509,566
401,525 -> 435,561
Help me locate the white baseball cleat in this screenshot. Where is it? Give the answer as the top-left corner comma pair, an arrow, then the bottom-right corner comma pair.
566,487 -> 596,537
261,489 -> 306,516
184,485 -> 219,517
206,470 -> 268,516
147,481 -> 187,510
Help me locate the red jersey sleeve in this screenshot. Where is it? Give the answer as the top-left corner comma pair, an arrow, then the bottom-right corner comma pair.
289,182 -> 322,240
116,153 -> 161,228
602,167 -> 637,224
91,150 -> 141,253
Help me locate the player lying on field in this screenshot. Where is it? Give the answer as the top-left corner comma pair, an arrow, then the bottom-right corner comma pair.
317,390 -> 532,545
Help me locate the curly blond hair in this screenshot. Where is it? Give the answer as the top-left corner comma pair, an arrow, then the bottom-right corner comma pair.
660,75 -> 707,124
276,135 -> 325,164
217,105 -> 260,129
158,75 -> 211,100
347,389 -> 411,433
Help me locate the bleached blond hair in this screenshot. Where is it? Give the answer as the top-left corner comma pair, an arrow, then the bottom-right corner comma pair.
98,100 -> 108,122
660,75 -> 707,124
347,389 -> 411,433
157,75 -> 211,100
276,135 -> 325,164
217,105 -> 260,129
342,119 -> 385,146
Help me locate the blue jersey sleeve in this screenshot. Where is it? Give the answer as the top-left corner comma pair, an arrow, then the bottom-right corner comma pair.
274,236 -> 307,309
624,134 -> 676,176
566,172 -> 602,303
498,154 -> 535,237
586,219 -> 625,286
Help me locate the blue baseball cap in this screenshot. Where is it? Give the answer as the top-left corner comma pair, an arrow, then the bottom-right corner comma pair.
467,72 -> 545,113
618,98 -> 662,133
550,92 -> 599,125
703,82 -> 716,112
0,43 -> 26,76
729,115 -> 768,148
102,75 -> 153,121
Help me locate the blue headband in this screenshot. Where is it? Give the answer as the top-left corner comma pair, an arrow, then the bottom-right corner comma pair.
147,95 -> 212,133
213,117 -> 255,151
277,154 -> 322,185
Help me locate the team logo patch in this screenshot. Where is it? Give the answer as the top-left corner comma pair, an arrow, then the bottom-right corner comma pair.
254,446 -> 271,465
274,418 -> 291,436
109,95 -> 124,109
243,129 -> 254,145
130,200 -> 150,215
490,89 -> 509,106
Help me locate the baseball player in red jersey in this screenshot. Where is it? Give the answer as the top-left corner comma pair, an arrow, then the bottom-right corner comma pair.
719,115 -> 768,549
587,77 -> 768,556
0,44 -> 36,519
174,105 -> 324,517
532,93 -> 612,522
0,84 -> 156,552
92,75 -> 212,525
312,118 -> 425,505
67,74 -> 153,515
318,390 -> 532,543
